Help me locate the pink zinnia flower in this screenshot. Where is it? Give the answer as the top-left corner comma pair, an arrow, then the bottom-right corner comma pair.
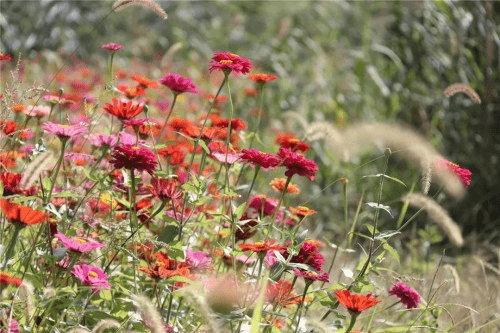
186,249 -> 212,272
293,268 -> 329,283
88,133 -> 118,148
211,151 -> 241,165
209,52 -> 252,76
240,149 -> 280,169
24,105 -> 50,118
119,131 -> 147,146
101,43 -> 123,51
434,158 -> 472,188
41,121 -> 87,140
389,282 -> 421,309
55,233 -> 105,253
72,264 -> 110,293
277,147 -> 318,181
160,73 -> 198,94
110,144 -> 158,174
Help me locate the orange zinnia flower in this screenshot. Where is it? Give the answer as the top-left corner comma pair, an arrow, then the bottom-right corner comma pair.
0,271 -> 23,287
335,289 -> 380,314
132,75 -> 159,89
239,240 -> 285,253
289,206 -> 316,218
249,73 -> 277,84
0,199 -> 46,228
270,178 -> 300,194
103,98 -> 144,120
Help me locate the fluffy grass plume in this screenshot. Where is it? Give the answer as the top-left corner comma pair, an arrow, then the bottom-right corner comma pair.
133,295 -> 164,333
92,319 -> 121,333
20,151 -> 55,190
402,193 -> 464,247
444,83 -> 481,104
308,121 -> 466,199
112,0 -> 168,20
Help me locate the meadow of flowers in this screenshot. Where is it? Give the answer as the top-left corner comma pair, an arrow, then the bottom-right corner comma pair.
1,1 -> 498,333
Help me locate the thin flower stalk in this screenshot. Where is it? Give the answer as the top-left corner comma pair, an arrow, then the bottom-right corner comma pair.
45,138 -> 67,204
267,175 -> 291,237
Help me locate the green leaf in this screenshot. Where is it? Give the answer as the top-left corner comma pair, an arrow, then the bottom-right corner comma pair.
41,176 -> 52,193
168,240 -> 185,260
366,202 -> 394,218
158,225 -> 180,244
51,191 -> 81,198
250,270 -> 269,333
0,181 -> 3,196
382,241 -> 400,265
362,174 -> 406,187
234,202 -> 247,221
115,196 -> 130,209
99,289 -> 113,301
199,140 -> 210,154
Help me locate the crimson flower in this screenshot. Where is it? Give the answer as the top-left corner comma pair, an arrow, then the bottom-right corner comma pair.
0,271 -> 22,287
335,289 -> 381,314
110,144 -> 158,174
103,98 -> 144,120
277,147 -> 318,181
160,73 -> 198,94
151,177 -> 182,202
389,282 -> 421,309
433,158 -> 472,188
240,149 -> 280,169
209,52 -> 252,76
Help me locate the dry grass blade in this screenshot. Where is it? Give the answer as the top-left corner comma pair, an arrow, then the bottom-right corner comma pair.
402,193 -> 464,247
112,0 -> 168,20
19,151 -> 55,190
444,83 -> 481,104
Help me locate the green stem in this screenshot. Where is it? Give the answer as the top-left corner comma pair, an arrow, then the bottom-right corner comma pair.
2,226 -> 21,269
45,138 -> 67,204
293,282 -> 311,333
344,313 -> 359,333
267,176 -> 291,238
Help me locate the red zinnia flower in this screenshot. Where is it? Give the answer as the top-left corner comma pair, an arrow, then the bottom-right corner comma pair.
132,75 -> 159,89
103,98 -> 144,120
266,279 -> 303,309
433,158 -> 472,188
277,147 -> 318,181
0,199 -> 46,228
275,133 -> 310,153
0,52 -> 13,61
240,149 -> 280,169
160,73 -> 198,94
110,144 -> 158,174
151,177 -> 182,202
209,52 -> 252,76
335,289 -> 381,314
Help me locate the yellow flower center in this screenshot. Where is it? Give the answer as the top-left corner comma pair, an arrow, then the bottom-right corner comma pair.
228,53 -> 239,57
254,242 -> 264,247
219,60 -> 233,65
88,271 -> 98,278
75,238 -> 87,244
132,146 -> 140,151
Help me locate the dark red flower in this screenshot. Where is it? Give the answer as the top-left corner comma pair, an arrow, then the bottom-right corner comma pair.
160,73 -> 198,94
209,52 -> 252,76
277,147 -> 317,181
388,282 -> 421,309
151,177 -> 182,202
110,144 -> 158,174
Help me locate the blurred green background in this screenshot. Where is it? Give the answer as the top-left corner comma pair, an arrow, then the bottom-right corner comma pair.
1,0 -> 499,244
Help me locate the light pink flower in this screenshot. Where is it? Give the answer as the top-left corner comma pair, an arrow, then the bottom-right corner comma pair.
160,73 -> 198,94
211,151 -> 241,165
186,249 -> 212,272
55,233 -> 105,253
24,105 -> 51,118
71,264 -> 110,293
101,43 -> 123,51
41,121 -> 87,139
88,133 -> 118,148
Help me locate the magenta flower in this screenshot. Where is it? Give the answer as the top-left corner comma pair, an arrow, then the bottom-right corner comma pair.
41,121 -> 87,140
209,52 -> 252,76
433,158 -> 472,188
55,233 -> 105,253
389,282 -> 421,309
110,144 -> 158,174
72,264 -> 110,293
186,249 -> 212,272
88,133 -> 118,148
160,73 -> 198,94
276,147 -> 318,181
101,43 -> 123,51
0,316 -> 19,333
240,149 -> 280,169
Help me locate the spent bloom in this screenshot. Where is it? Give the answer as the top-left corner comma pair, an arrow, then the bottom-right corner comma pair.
209,52 -> 252,76
388,282 -> 421,309
41,122 -> 87,140
335,289 -> 381,314
277,147 -> 318,181
101,43 -> 123,51
160,73 -> 198,94
72,264 -> 111,293
54,233 -> 105,253
111,144 -> 158,174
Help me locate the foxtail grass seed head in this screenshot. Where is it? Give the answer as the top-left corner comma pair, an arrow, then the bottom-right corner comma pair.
402,193 -> 464,247
92,319 -> 121,333
112,0 -> 168,20
133,295 -> 164,333
444,83 -> 481,104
